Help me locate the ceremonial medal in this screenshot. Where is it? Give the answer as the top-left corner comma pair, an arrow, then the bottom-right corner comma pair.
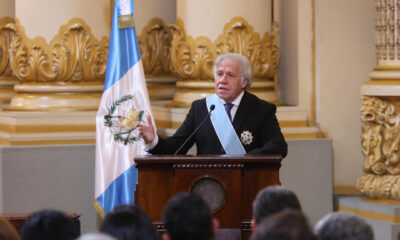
240,130 -> 253,145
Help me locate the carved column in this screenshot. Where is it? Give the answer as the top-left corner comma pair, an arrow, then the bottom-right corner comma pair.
170,0 -> 279,106
0,17 -> 19,106
357,0 -> 400,199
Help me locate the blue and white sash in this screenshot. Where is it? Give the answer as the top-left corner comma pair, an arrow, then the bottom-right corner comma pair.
206,94 -> 246,155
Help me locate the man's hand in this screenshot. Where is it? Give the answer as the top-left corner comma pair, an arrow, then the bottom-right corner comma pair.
137,115 -> 155,144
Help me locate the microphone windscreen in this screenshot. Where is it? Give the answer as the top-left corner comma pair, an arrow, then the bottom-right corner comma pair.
210,104 -> 215,111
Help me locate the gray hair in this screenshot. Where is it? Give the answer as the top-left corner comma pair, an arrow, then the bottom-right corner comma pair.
213,53 -> 253,89
77,233 -> 117,240
252,185 -> 301,224
314,212 -> 374,240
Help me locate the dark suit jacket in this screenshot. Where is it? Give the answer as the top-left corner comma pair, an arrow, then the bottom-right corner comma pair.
149,91 -> 287,157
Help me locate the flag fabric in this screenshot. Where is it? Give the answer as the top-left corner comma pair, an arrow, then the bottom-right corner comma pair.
95,0 -> 154,218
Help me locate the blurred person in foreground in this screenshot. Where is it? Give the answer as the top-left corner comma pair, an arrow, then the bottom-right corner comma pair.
250,209 -> 316,240
100,205 -> 159,240
314,211 -> 373,240
252,185 -> 301,232
20,209 -> 78,240
162,192 -> 218,240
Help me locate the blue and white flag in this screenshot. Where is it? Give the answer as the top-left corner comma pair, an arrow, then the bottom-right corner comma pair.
95,0 -> 154,217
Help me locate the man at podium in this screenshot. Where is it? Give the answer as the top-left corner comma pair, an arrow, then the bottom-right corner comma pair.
138,53 -> 287,157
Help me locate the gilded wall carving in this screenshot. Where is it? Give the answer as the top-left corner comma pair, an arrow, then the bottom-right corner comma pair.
169,19 -> 214,80
169,17 -> 280,82
0,18 -> 17,79
0,16 -> 277,108
9,18 -> 108,84
138,18 -> 172,76
357,96 -> 400,199
375,0 -> 400,61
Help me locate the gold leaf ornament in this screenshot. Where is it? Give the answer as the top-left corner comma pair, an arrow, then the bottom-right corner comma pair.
0,19 -> 17,78
9,19 -> 108,84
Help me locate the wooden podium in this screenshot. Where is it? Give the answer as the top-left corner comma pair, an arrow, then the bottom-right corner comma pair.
135,155 -> 282,240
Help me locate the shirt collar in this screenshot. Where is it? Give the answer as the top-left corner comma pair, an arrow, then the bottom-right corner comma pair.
221,91 -> 244,107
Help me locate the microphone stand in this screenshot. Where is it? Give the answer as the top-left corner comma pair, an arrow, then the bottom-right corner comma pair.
174,105 -> 215,155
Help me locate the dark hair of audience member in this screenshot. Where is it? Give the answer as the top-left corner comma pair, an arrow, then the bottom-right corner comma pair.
314,211 -> 373,240
252,185 -> 301,224
250,209 -> 317,240
0,217 -> 20,240
19,209 -> 79,240
100,204 -> 160,240
162,192 -> 214,240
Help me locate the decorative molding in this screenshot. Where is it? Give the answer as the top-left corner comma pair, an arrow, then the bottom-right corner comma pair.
375,0 -> 400,62
169,18 -> 214,80
360,96 -> 400,175
0,17 -> 20,106
0,17 -> 17,79
358,0 -> 400,200
9,18 -> 108,84
169,17 -> 280,83
138,18 -> 172,77
357,96 -> 400,199
357,174 -> 400,199
173,163 -> 244,169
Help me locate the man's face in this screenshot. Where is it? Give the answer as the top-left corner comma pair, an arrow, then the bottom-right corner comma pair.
215,58 -> 248,103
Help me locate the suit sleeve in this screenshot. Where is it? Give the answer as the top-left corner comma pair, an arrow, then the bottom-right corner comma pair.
247,104 -> 288,158
149,102 -> 196,155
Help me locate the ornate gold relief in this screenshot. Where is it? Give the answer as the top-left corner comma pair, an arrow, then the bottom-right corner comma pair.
169,17 -> 279,82
357,96 -> 400,199
138,18 -> 172,76
375,0 -> 400,62
169,19 -> 214,80
360,96 -> 400,175
3,18 -> 108,111
357,174 -> 400,199
0,17 -> 17,79
9,18 -> 108,84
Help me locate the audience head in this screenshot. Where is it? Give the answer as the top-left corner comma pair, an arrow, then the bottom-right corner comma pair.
252,185 -> 301,229
100,205 -> 159,240
162,192 -> 214,240
250,209 -> 316,240
0,218 -> 20,240
314,211 -> 373,240
77,233 -> 117,240
20,209 -> 78,240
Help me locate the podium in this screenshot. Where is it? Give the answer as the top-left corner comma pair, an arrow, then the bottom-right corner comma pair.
135,155 -> 282,240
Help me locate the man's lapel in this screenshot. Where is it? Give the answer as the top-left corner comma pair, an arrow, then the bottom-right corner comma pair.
233,91 -> 254,130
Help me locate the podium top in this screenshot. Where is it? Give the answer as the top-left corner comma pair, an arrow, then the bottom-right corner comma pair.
134,154 -> 282,168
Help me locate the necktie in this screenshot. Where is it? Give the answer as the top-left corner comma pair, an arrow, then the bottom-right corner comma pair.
225,103 -> 233,122
220,103 -> 234,153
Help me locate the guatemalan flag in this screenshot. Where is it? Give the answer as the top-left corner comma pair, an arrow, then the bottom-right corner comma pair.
95,0 -> 154,217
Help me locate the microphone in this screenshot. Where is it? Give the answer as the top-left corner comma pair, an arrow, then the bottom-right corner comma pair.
174,104 -> 215,155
